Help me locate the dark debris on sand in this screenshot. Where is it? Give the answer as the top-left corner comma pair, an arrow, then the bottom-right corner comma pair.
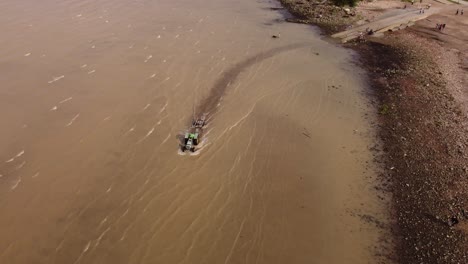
353,34 -> 468,264
279,0 -> 358,34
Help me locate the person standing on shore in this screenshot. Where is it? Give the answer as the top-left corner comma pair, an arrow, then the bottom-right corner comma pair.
456,9 -> 459,15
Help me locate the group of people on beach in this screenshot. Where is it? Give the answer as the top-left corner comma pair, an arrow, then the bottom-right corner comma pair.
436,23 -> 446,31
434,8 -> 465,31
436,9 -> 466,31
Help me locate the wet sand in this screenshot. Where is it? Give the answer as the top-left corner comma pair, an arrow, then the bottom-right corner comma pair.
0,0 -> 387,263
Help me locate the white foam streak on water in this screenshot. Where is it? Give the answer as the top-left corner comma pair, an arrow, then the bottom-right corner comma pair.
66,114 -> 80,127
15,150 -> 25,158
123,126 -> 136,137
10,177 -> 21,190
143,104 -> 151,111
16,161 -> 26,170
83,242 -> 90,253
203,128 -> 213,137
161,133 -> 171,145
144,55 -> 152,63
159,102 -> 168,113
99,217 -> 108,227
59,97 -> 73,104
48,75 -> 65,84
72,241 -> 91,264
5,150 -> 25,163
94,227 -> 110,248
137,127 -> 155,143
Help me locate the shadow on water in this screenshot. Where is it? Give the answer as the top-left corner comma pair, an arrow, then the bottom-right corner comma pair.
196,43 -> 309,118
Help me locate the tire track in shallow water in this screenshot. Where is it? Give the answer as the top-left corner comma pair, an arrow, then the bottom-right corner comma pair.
196,43 -> 310,118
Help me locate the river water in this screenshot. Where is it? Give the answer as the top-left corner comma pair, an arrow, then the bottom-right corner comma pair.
0,0 -> 387,263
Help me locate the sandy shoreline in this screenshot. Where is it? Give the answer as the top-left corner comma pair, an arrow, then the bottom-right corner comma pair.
277,0 -> 468,263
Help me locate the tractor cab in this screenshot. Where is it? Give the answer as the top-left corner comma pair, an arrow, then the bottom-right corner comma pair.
182,132 -> 199,152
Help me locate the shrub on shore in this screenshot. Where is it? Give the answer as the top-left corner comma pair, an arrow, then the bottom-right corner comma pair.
331,0 -> 360,7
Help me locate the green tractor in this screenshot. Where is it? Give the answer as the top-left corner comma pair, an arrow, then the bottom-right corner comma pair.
182,132 -> 199,152
181,117 -> 205,152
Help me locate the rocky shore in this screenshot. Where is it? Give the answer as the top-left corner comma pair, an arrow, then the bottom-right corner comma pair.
279,0 -> 359,33
278,0 -> 468,263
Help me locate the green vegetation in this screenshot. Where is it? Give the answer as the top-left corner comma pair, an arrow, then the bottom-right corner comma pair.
331,0 -> 360,7
379,104 -> 390,115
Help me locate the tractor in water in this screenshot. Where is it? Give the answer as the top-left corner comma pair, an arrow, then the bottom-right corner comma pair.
181,117 -> 206,152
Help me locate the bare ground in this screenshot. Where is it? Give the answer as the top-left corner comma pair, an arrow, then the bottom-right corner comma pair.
353,32 -> 468,263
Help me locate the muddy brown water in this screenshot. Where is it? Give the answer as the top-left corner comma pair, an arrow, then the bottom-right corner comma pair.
0,0 -> 388,263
